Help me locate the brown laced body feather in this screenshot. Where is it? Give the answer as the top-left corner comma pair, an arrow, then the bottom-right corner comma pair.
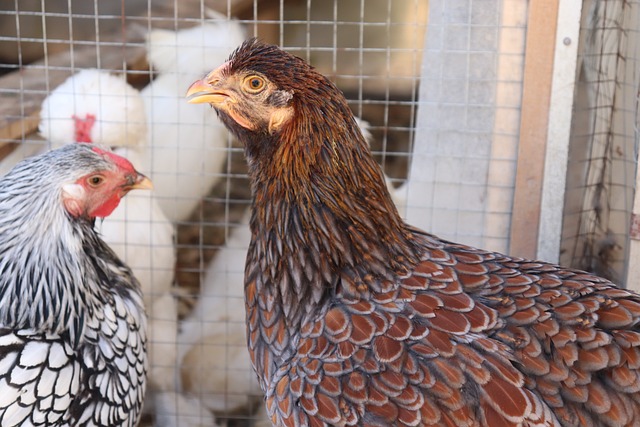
194,39 -> 640,427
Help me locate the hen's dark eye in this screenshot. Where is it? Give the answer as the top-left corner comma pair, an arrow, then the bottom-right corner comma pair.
88,175 -> 104,187
244,75 -> 265,93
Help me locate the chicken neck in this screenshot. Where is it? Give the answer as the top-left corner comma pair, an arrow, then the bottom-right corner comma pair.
0,178 -> 118,347
243,103 -> 422,332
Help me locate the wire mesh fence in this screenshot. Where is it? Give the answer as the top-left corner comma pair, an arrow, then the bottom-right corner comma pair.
560,0 -> 640,285
1,0 -> 639,426
0,1 -> 427,425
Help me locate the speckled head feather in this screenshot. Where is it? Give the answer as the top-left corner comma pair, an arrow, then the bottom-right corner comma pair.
3,143 -> 139,200
225,38 -> 316,88
218,39 -> 370,159
6,142 -> 121,183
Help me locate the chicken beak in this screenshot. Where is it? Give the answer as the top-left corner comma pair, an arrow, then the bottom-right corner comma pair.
186,69 -> 229,104
129,173 -> 153,191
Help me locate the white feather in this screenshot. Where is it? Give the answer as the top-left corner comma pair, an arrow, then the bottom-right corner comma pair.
0,352 -> 17,378
46,342 -> 69,370
18,341 -> 49,367
0,378 -> 15,408
38,395 -> 53,411
141,19 -> 246,222
151,391 -> 216,427
178,210 -> 263,414
32,408 -> 46,424
17,380 -> 37,407
36,370 -> 55,398
39,70 -> 147,149
3,400 -> 32,426
147,292 -> 179,391
9,365 -> 40,386
99,401 -> 111,425
0,333 -> 22,348
53,364 -> 75,397
53,395 -> 71,413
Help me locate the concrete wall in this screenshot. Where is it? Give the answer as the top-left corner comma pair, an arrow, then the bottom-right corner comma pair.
407,0 -> 528,254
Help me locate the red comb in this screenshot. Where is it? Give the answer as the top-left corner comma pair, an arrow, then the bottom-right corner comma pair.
73,114 -> 96,143
91,146 -> 135,172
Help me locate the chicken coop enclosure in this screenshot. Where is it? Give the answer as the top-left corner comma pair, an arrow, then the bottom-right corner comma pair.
0,0 -> 638,426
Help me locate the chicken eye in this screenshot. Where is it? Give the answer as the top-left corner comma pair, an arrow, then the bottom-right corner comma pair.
244,75 -> 266,93
87,175 -> 104,187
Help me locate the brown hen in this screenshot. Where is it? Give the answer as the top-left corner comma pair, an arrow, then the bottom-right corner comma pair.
187,39 -> 640,427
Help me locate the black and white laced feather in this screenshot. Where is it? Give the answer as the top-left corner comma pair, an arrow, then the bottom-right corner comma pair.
0,144 -> 147,426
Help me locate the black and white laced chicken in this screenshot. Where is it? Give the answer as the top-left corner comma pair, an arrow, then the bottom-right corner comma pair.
0,143 -> 149,426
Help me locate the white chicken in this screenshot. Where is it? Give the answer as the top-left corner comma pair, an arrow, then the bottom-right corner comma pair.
178,210 -> 262,416
357,117 -> 407,215
141,12 -> 246,222
139,13 -> 245,426
36,70 -> 182,421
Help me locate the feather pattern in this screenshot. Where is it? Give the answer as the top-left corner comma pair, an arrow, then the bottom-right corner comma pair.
189,39 -> 640,427
0,144 -> 147,426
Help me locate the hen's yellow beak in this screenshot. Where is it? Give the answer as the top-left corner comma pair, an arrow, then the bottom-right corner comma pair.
186,78 -> 228,105
129,173 -> 153,191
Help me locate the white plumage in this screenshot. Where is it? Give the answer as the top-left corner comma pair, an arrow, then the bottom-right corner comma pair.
357,117 -> 407,215
39,70 -> 147,148
141,13 -> 246,222
151,391 -> 217,427
178,210 -> 262,416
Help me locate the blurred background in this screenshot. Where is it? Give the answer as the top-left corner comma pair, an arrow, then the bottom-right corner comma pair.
0,0 -> 639,425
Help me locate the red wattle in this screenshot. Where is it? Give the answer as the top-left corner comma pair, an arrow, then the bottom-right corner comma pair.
89,195 -> 122,218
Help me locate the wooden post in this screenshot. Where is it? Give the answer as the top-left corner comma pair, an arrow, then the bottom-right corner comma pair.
509,0 -> 560,259
537,0 -> 583,263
